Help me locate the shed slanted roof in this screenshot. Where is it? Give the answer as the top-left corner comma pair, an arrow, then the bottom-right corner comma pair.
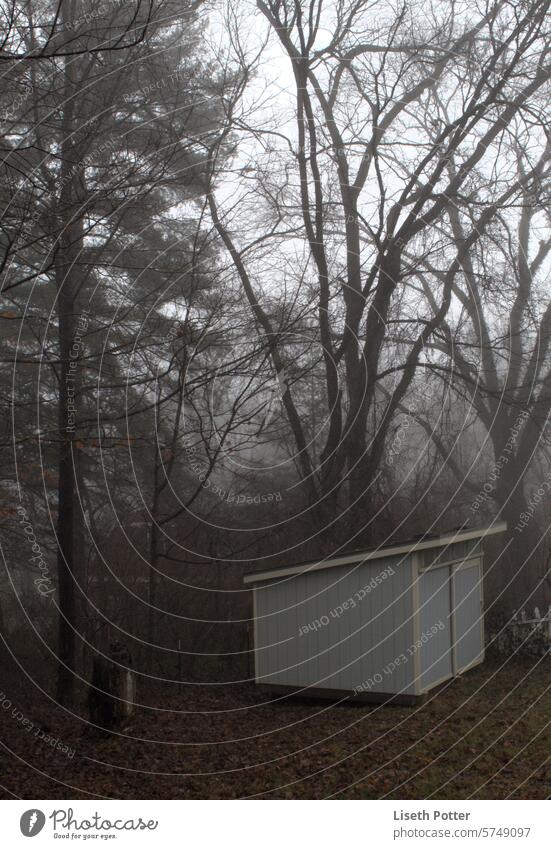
243,522 -> 506,585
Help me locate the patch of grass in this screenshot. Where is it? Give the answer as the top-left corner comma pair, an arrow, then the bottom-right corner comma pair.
0,660 -> 550,798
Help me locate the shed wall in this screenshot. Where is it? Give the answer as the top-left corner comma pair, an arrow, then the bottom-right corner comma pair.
417,556 -> 484,691
453,562 -> 484,672
254,554 -> 417,694
418,565 -> 453,690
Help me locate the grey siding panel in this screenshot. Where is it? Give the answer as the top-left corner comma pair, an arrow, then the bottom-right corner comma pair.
254,584 -> 270,682
254,580 -> 296,685
338,563 -> 362,689
283,579 -> 300,686
254,554 -> 416,694
282,578 -> 297,686
310,571 -> 328,686
419,566 -> 452,690
383,559 -> 415,694
453,562 -> 483,672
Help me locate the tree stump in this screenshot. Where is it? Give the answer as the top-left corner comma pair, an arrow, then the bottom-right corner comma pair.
88,641 -> 136,731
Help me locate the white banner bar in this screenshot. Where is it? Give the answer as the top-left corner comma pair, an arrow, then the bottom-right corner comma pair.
2,800 -> 549,848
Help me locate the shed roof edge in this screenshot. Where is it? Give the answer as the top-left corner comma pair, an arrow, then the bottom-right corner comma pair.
243,522 -> 507,585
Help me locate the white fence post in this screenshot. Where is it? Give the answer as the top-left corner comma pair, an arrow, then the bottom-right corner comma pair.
497,606 -> 551,656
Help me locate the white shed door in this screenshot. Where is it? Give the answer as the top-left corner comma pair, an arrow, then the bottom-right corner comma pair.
419,566 -> 452,691
452,562 -> 483,673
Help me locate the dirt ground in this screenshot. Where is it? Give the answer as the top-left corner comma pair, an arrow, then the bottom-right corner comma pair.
1,658 -> 550,799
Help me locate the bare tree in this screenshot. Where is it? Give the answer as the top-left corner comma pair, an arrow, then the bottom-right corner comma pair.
424,134 -> 551,602
201,0 -> 551,550
1,0 -> 223,704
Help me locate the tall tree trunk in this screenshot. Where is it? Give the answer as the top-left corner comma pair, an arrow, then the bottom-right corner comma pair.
147,521 -> 160,659
55,243 -> 80,706
54,18 -> 84,704
147,435 -> 161,666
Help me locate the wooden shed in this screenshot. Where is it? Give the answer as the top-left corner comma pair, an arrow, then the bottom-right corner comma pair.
244,523 -> 506,702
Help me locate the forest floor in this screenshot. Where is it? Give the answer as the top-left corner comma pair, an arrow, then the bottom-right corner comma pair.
1,658 -> 550,799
